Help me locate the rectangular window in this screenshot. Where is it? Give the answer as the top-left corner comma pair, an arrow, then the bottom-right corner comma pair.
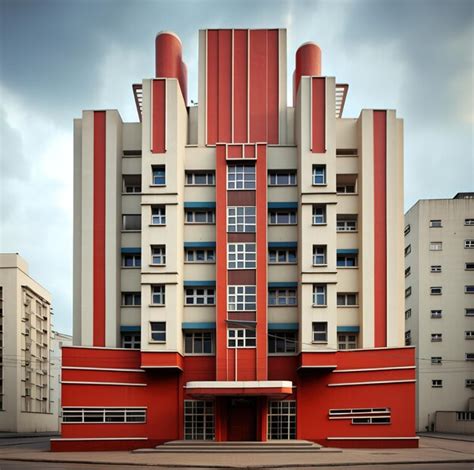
466,379 -> 474,387
268,332 -> 297,354
465,285 -> 474,294
228,243 -> 256,269
430,219 -> 442,228
466,308 -> 474,317
466,262 -> 474,271
430,286 -> 442,295
336,148 -> 358,157
465,219 -> 474,226
151,285 -> 165,305
267,401 -> 296,440
184,331 -> 214,354
184,288 -> 215,306
467,353 -> 474,361
184,400 -> 215,440
336,174 -> 357,194
312,322 -> 328,342
404,245 -> 411,256
122,175 -> 141,193
185,248 -> 215,263
122,253 -> 141,268
269,210 -> 297,225
186,209 -> 215,224
312,165 -> 326,185
121,334 -> 141,349
313,285 -> 327,306
405,267 -> 411,277
337,253 -> 358,267
122,214 -> 141,231
185,171 -> 215,186
329,408 -> 391,425
152,165 -> 166,185
465,331 -> 474,339
312,205 -> 327,225
268,288 -> 297,306
228,285 -> 256,311
431,357 -> 442,365
227,206 -> 255,232
227,164 -> 256,190
465,239 -> 474,249
151,206 -> 166,225
151,245 -> 166,265
269,248 -> 297,264
430,241 -> 442,251
337,215 -> 358,232
62,408 -> 146,423
404,224 -> 411,236
338,334 -> 358,350
268,170 -> 297,186
405,330 -> 411,346
313,245 -> 327,265
121,292 -> 141,306
432,380 -> 443,388
431,310 -> 442,319
150,321 -> 166,342
227,328 -> 256,348
405,309 -> 412,319
405,287 -> 412,298
431,265 -> 442,273
337,293 -> 358,307
431,333 -> 442,342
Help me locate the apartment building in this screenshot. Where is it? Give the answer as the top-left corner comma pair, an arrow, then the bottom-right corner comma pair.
54,29 -> 417,451
0,253 -> 57,432
405,194 -> 474,432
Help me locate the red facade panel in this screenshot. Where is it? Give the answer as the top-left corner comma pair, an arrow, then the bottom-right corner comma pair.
233,30 -> 248,143
218,30 -> 232,143
311,77 -> 326,153
151,79 -> 166,153
267,29 -> 279,144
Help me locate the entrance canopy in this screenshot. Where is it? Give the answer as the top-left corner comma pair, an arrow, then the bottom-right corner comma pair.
185,380 -> 293,398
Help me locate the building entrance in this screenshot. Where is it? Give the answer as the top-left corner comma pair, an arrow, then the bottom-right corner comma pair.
227,397 -> 257,441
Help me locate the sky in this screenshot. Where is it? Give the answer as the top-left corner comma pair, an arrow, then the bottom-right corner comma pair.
0,0 -> 473,335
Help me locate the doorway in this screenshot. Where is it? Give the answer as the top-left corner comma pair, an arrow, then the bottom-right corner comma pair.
227,397 -> 257,441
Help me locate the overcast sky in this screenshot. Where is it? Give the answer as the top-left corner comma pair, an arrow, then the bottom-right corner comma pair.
0,0 -> 473,335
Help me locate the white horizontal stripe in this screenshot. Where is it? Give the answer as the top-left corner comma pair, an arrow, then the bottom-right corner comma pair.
185,380 -> 292,389
51,437 -> 148,441
61,381 -> 146,387
62,345 -> 139,351
329,415 -> 391,420
327,436 -> 419,441
298,365 -> 338,369
62,366 -> 145,373
142,366 -> 182,369
334,366 -> 416,373
328,379 -> 416,387
62,406 -> 147,409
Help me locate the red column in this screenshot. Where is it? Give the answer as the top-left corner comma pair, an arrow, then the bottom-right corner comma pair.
311,77 -> 326,153
151,79 -> 166,154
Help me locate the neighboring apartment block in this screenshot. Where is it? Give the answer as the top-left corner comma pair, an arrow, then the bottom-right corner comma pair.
0,253 -> 57,432
405,193 -> 474,432
54,29 -> 417,451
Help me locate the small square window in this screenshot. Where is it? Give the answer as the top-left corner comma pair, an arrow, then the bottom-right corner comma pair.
431,357 -> 442,365
152,165 -> 166,185
150,321 -> 166,342
431,265 -> 442,273
312,322 -> 328,342
312,165 -> 326,185
431,379 -> 443,388
431,310 -> 442,319
430,286 -> 442,295
465,240 -> 474,249
430,219 -> 442,228
430,242 -> 442,251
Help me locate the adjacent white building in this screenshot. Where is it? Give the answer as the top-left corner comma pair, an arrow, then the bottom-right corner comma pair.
404,193 -> 474,432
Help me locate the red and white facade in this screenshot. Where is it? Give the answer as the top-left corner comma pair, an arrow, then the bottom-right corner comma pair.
53,29 -> 417,451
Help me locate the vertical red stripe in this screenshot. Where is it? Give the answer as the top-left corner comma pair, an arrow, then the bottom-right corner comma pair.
217,30 -> 232,142
249,30 -> 267,143
93,111 -> 106,347
373,111 -> 387,347
311,77 -> 326,153
151,80 -> 166,153
267,30 -> 279,144
233,30 -> 248,143
207,30 -> 218,145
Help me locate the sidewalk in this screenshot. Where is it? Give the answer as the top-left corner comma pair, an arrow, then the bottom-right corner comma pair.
418,432 -> 474,442
0,436 -> 473,468
0,432 -> 59,439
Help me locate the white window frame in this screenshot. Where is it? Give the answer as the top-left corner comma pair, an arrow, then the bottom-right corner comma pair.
313,245 -> 327,265
312,165 -> 326,185
185,171 -> 215,186
431,286 -> 442,295
268,171 -> 297,186
269,248 -> 297,264
150,321 -> 166,342
337,216 -> 358,232
122,175 -> 141,193
465,219 -> 474,226
337,253 -> 358,267
185,248 -> 215,263
337,293 -> 358,307
227,285 -> 256,311
312,205 -> 326,225
228,243 -> 256,269
312,322 -> 328,343
185,209 -> 215,224
227,164 -> 256,190
151,245 -> 166,265
227,328 -> 256,348
431,310 -> 442,319
430,241 -> 442,251
338,334 -> 358,350
268,288 -> 297,306
151,206 -> 166,225
267,400 -> 296,440
312,285 -> 327,307
122,253 -> 141,268
121,333 -> 141,349
184,288 -> 215,306
151,285 -> 165,305
431,333 -> 442,342
227,206 -> 256,233
62,408 -> 146,423
430,219 -> 442,228
121,292 -> 141,307
184,400 -> 215,440
184,331 -> 214,355
269,210 -> 297,225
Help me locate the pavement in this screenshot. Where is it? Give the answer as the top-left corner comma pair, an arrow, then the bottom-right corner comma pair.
0,435 -> 473,468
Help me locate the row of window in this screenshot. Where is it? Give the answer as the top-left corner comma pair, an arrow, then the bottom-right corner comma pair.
62,408 -> 146,423
406,330 -> 474,345
405,285 -> 474,297
405,308 -> 474,320
404,219 -> 474,235
405,263 -> 474,276
432,379 -> 474,388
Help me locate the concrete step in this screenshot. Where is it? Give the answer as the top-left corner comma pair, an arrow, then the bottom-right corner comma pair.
162,439 -> 317,447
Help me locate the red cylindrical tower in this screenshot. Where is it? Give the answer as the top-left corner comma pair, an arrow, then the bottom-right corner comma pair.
293,42 -> 322,105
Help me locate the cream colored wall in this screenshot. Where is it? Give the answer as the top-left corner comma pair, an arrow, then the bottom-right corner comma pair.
73,119 -> 82,346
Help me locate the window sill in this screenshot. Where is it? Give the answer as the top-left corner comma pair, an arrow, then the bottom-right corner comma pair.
121,266 -> 141,269
184,184 -> 216,187
337,266 -> 359,269
184,261 -> 216,264
149,264 -> 166,267
337,305 -> 359,308
148,304 -> 166,308
184,304 -> 216,307
228,230 -> 256,233
268,304 -> 298,308
312,183 -> 327,187
148,340 -> 166,344
148,224 -> 166,227
336,230 -> 358,234
313,264 -> 328,267
120,305 -> 141,308
150,184 -> 166,188
312,304 -> 327,308
122,192 -> 142,195
312,341 -> 328,344
312,223 -> 327,227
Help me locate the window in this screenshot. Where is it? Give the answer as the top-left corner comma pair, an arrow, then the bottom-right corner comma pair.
122,253 -> 141,267
432,380 -> 443,388
184,400 -> 215,440
465,331 -> 474,340
228,285 -> 256,311
122,175 -> 141,193
267,401 -> 296,440
431,333 -> 442,342
150,321 -> 166,342
329,408 -> 391,425
337,253 -> 358,267
405,267 -> 411,277
466,379 -> 474,387
227,164 -> 256,190
151,285 -> 165,305
431,310 -> 442,319
185,248 -> 215,263
405,330 -> 411,346
121,292 -> 141,306
336,174 -> 357,194
152,165 -> 166,185
269,210 -> 297,225
185,288 -> 215,305
336,148 -> 358,157
313,285 -> 327,306
431,265 -> 442,273
430,219 -> 442,228
312,205 -> 326,225
404,245 -> 411,256
430,286 -> 442,295
184,331 -> 214,354
62,408 -> 146,423
338,334 -> 357,350
430,241 -> 442,251
405,287 -> 412,298
465,219 -> 474,226
466,309 -> 474,317
268,332 -> 297,354
312,165 -> 326,185
268,170 -> 297,186
465,263 -> 474,271
122,334 -> 141,349
186,209 -> 215,224
312,322 -> 328,342
404,224 -> 411,236
228,243 -> 256,269
313,245 -> 326,265
337,215 -> 357,232
151,206 -> 166,225
185,171 -> 215,186
405,309 -> 412,320
431,357 -> 442,365
151,246 -> 166,265
227,328 -> 256,348
227,206 -> 255,232
337,293 -> 358,307
122,214 -> 141,231
268,288 -> 297,306
467,353 -> 474,361
269,248 -> 297,264
465,285 -> 474,294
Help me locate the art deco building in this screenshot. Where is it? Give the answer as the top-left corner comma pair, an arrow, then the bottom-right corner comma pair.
53,29 -> 417,451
